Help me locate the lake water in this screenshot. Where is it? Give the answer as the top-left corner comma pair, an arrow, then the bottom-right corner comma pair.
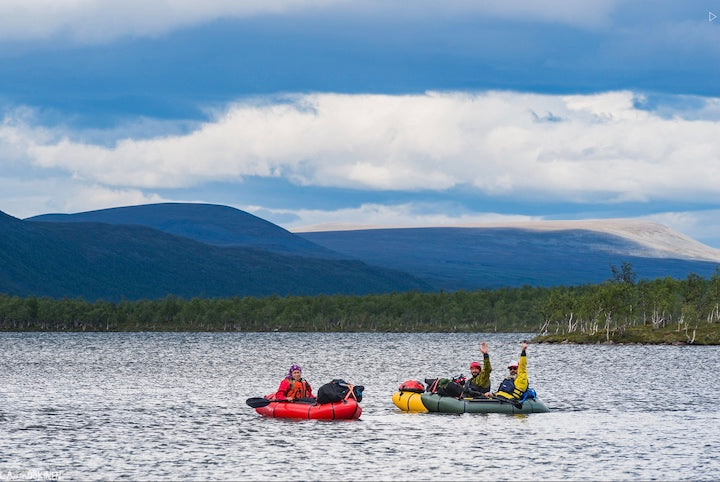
0,332 -> 718,481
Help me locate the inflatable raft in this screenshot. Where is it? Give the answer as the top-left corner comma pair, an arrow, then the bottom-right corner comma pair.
391,380 -> 428,412
392,380 -> 549,414
254,398 -> 362,420
420,393 -> 549,414
392,390 -> 428,412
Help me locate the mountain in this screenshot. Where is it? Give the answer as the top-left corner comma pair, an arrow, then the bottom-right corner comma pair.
28,203 -> 340,258
297,221 -> 720,290
3,210 -> 431,301
16,202 -> 720,297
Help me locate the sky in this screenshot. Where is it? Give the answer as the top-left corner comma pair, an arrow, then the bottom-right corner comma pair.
2,1 -> 720,246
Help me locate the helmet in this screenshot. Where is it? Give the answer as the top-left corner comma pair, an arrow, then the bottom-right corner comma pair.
507,361 -> 519,369
469,361 -> 482,369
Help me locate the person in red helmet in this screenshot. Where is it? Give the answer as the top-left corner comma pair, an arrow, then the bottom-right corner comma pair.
273,364 -> 314,402
463,342 -> 492,397
484,341 -> 528,400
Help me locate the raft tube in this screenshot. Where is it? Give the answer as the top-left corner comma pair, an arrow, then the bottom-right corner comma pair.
255,399 -> 362,420
420,393 -> 549,414
392,391 -> 428,412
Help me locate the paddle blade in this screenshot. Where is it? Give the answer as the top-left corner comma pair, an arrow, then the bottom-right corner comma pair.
246,397 -> 273,408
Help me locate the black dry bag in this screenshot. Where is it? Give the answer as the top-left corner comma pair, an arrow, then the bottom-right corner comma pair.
317,379 -> 350,404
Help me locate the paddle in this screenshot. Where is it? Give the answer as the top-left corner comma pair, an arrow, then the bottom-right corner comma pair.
491,395 -> 523,410
246,397 -> 274,408
246,397 -> 318,408
461,393 -> 523,410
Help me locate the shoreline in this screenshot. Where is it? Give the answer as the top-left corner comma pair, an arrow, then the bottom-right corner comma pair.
532,323 -> 720,345
0,326 -> 718,345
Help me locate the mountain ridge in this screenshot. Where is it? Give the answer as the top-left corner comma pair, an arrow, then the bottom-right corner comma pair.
28,203 -> 341,259
298,225 -> 720,290
3,208 -> 430,300
15,202 -> 720,296
293,219 -> 720,263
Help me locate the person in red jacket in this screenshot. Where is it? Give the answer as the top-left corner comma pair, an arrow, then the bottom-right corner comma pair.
274,364 -> 314,401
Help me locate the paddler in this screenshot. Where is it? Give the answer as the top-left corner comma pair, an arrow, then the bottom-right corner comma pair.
463,341 -> 492,397
273,363 -> 314,402
484,341 -> 528,400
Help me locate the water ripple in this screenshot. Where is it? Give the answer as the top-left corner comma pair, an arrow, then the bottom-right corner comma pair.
0,332 -> 718,480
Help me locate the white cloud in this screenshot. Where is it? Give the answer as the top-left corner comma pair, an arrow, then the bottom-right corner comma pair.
249,202 -> 541,232
412,0 -> 621,28
0,174 -> 166,219
0,0 -> 347,43
644,210 -> 720,250
5,90 -> 720,205
3,89 -> 720,248
0,0 -> 625,44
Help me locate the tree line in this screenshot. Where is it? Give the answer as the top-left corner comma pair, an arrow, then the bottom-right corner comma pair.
1,263 -> 719,334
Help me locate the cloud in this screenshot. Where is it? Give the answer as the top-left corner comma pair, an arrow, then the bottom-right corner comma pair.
248,202 -> 542,232
0,175 -> 165,219
0,0 -> 625,44
6,90 -> 719,205
0,0 -> 347,43
416,0 -> 621,27
645,210 -> 720,249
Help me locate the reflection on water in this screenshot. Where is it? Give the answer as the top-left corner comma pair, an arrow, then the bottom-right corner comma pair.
0,332 -> 718,480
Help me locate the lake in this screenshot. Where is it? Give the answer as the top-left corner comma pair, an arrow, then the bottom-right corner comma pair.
1,332 -> 717,480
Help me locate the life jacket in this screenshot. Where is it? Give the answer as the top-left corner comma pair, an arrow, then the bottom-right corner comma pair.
286,379 -> 310,400
497,377 -> 525,399
467,374 -> 490,391
465,379 -> 489,397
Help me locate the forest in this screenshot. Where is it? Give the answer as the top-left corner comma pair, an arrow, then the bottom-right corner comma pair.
1,263 -> 719,343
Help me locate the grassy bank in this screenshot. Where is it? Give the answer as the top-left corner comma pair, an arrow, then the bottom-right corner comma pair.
533,322 -> 720,345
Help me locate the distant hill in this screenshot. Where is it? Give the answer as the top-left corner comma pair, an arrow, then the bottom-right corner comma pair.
17,202 -> 720,297
298,224 -> 720,290
3,210 -> 431,301
28,203 -> 340,258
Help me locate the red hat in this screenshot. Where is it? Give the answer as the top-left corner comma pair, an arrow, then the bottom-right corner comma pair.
469,361 -> 482,369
